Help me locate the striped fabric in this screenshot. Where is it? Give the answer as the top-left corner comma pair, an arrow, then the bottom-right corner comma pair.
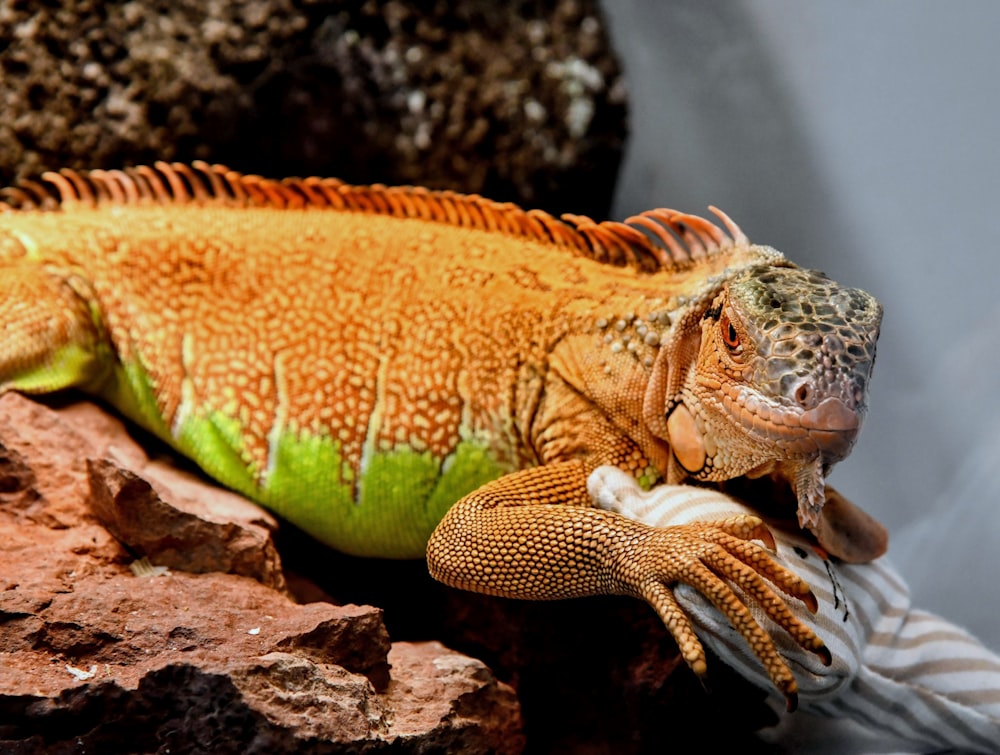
588,466 -> 1000,753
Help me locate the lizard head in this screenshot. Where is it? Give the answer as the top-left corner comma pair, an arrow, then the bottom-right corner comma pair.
659,265 -> 882,532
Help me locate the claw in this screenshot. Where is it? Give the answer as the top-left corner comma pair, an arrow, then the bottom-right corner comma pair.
586,468 -> 830,702
816,644 -> 833,667
800,589 -> 820,615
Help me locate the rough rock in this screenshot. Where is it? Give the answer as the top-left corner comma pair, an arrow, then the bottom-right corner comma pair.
87,455 -> 285,590
0,0 -> 627,217
0,392 -> 523,753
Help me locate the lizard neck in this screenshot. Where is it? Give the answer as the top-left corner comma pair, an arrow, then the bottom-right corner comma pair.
539,290 -> 682,481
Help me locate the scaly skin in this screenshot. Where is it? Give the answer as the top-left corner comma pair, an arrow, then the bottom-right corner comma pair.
0,163 -> 882,707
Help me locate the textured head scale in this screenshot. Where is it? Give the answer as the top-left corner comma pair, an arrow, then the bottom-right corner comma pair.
729,266 -> 882,433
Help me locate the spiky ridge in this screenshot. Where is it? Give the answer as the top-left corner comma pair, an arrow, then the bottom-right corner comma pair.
0,161 -> 752,273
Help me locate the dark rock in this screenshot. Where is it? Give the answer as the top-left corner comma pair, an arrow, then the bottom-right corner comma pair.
0,0 -> 627,217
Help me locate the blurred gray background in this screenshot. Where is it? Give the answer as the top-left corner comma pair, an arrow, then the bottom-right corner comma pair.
603,1 -> 1000,650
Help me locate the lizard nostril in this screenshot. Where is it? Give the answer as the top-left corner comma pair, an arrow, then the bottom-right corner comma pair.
794,383 -> 813,407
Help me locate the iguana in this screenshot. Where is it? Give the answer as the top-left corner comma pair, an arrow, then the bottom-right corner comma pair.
0,162 -> 884,709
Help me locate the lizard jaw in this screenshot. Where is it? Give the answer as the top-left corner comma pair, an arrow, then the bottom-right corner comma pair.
797,396 -> 861,462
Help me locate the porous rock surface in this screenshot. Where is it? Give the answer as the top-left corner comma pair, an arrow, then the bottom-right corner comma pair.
0,393 -> 523,753
0,0 -> 627,217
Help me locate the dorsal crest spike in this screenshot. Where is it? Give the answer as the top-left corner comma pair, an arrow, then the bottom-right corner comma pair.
624,207 -> 751,267
154,161 -> 190,201
0,163 -> 755,273
40,171 -> 80,205
222,168 -> 250,203
13,180 -> 57,209
169,163 -> 210,200
626,214 -> 691,263
0,185 -> 43,210
192,160 -> 228,199
708,205 -> 749,245
109,169 -> 140,202
88,169 -> 125,204
134,165 -> 170,200
289,175 -> 327,206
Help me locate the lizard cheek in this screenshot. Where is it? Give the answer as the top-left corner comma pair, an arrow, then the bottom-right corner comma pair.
666,403 -> 707,474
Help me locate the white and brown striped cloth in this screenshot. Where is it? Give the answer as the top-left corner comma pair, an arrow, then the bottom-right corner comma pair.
588,466 -> 1000,753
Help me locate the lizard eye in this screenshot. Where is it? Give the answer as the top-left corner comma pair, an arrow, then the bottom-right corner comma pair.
720,313 -> 741,351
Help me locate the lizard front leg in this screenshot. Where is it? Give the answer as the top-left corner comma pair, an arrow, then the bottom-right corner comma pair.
426,459 -> 829,709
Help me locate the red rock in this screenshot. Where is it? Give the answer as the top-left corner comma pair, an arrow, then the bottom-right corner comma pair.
385,641 -> 524,752
87,456 -> 286,590
0,393 -> 523,752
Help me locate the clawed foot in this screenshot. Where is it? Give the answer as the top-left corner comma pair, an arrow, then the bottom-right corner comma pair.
591,468 -> 830,711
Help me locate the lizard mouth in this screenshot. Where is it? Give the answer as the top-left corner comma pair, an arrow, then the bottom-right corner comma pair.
718,389 -> 862,463
795,397 -> 861,461
666,393 -> 861,479
666,390 -> 863,529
